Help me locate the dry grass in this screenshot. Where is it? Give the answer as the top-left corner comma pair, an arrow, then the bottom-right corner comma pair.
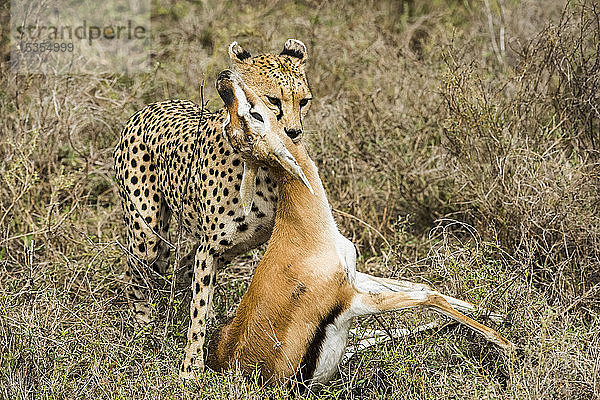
1,0 -> 599,399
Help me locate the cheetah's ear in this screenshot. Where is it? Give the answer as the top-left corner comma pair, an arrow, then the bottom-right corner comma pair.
280,39 -> 307,65
229,41 -> 252,64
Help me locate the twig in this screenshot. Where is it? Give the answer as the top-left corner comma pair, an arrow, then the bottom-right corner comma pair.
372,314 -> 396,346
498,0 -> 506,56
0,202 -> 79,245
483,0 -> 504,64
559,282 -> 600,318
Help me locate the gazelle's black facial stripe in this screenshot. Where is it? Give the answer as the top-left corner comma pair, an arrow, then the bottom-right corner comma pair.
250,111 -> 263,122
245,99 -> 265,122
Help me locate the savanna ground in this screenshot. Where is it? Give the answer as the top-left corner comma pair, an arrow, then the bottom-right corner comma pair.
1,0 -> 600,398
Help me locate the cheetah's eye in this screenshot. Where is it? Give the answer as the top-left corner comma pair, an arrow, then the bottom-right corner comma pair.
250,111 -> 264,123
299,98 -> 311,107
267,96 -> 281,107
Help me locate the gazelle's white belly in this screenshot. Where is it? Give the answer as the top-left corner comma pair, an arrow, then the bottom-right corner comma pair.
311,314 -> 353,385
309,233 -> 357,385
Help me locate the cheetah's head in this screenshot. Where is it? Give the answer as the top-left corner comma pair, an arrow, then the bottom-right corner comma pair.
228,39 -> 312,144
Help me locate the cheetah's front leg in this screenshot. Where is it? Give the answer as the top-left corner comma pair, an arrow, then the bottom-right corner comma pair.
180,238 -> 217,378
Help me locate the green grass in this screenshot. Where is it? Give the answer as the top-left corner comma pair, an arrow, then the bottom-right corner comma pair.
1,0 -> 599,398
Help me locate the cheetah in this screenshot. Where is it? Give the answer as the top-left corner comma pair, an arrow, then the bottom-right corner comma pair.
113,39 -> 312,378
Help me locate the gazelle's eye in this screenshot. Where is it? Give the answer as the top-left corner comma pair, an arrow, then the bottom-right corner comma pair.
250,111 -> 264,122
267,96 -> 281,107
299,98 -> 311,107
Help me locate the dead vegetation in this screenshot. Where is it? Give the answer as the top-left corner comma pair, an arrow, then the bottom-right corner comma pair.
1,0 -> 599,399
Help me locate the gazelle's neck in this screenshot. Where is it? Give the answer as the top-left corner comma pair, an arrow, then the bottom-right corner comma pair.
270,144 -> 338,248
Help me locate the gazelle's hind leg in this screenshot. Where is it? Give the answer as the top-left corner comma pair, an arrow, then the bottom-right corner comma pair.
355,272 -> 506,323
351,273 -> 514,352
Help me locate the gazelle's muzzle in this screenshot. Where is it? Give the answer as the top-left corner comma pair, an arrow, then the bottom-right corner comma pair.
273,147 -> 313,192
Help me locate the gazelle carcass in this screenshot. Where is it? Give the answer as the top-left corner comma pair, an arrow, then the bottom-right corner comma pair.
204,70 -> 514,390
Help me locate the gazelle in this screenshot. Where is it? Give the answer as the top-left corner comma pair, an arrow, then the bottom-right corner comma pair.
205,70 -> 514,389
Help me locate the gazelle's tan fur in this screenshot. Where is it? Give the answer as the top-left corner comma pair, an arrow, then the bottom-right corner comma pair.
206,71 -> 514,389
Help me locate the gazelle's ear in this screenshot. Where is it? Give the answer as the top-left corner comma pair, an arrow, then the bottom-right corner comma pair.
240,162 -> 258,215
229,41 -> 252,65
216,69 -> 261,119
216,69 -> 237,108
216,70 -> 259,215
216,70 -> 248,152
280,39 -> 307,65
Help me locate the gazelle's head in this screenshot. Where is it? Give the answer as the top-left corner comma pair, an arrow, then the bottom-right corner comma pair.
216,70 -> 313,214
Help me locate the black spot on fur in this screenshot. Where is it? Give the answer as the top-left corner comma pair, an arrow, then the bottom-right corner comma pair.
291,282 -> 307,301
